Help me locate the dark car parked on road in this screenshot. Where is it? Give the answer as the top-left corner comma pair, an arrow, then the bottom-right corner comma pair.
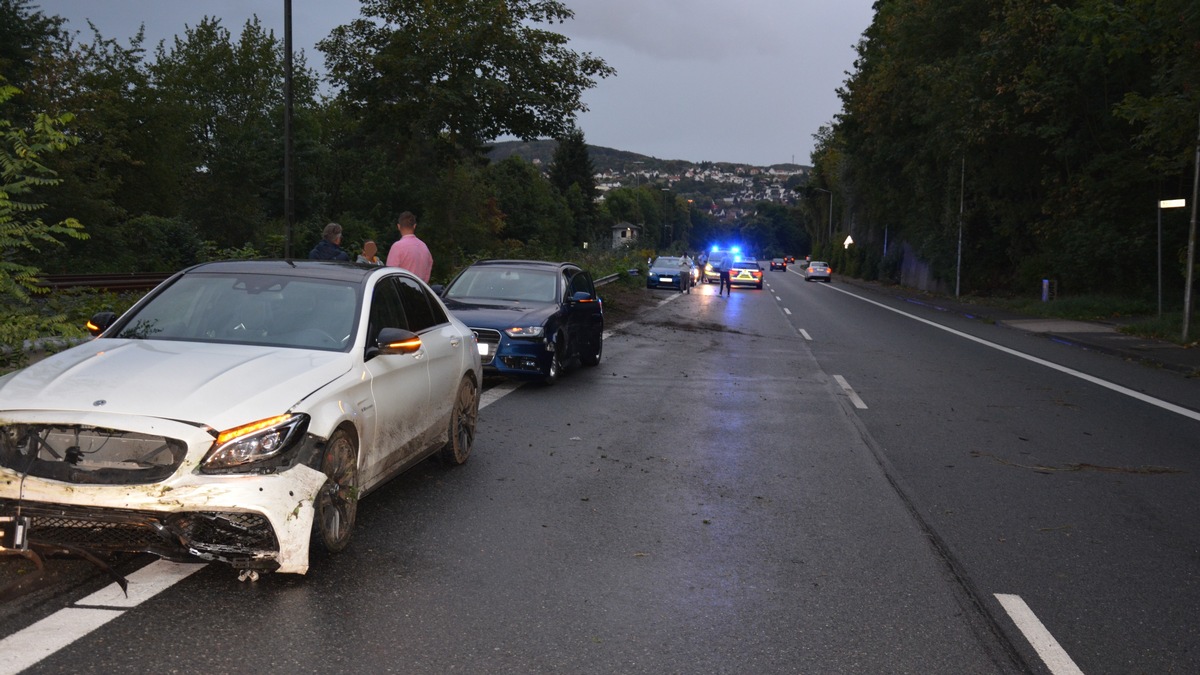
440,260 -> 604,384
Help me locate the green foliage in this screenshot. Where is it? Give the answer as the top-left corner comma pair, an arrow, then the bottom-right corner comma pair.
812,0 -> 1200,306
0,80 -> 88,302
487,155 -> 573,250
319,0 -> 613,152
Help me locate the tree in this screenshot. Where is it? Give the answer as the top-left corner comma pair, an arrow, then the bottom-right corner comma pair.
0,79 -> 87,346
151,16 -> 319,248
319,0 -> 614,155
548,127 -> 598,244
0,0 -> 64,106
487,155 -> 572,250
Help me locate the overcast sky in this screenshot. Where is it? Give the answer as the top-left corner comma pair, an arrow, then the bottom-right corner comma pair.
33,0 -> 876,167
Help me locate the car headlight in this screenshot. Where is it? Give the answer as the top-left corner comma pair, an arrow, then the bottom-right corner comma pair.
202,413 -> 308,472
505,326 -> 545,338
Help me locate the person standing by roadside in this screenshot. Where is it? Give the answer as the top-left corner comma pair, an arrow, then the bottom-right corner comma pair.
309,223 -> 350,261
356,240 -> 382,265
386,211 -> 433,282
717,250 -> 733,296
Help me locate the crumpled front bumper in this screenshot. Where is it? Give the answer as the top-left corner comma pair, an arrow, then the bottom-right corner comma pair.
0,410 -> 328,574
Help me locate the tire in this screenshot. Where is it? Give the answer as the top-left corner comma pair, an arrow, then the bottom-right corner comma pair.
756,282 -> 763,289
580,330 -> 603,367
543,337 -> 564,385
440,375 -> 478,465
313,428 -> 358,554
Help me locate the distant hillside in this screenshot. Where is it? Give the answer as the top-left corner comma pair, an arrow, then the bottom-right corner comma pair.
487,139 -> 809,174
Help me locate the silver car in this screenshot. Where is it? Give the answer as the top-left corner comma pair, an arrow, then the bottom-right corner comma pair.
802,261 -> 832,282
0,260 -> 482,576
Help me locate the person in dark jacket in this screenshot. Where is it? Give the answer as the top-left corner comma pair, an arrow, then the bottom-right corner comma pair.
309,223 -> 350,261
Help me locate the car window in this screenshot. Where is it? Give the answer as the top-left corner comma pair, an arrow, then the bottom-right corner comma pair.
567,269 -> 594,297
115,273 -> 358,351
445,267 -> 558,303
395,276 -> 440,332
369,277 -> 409,338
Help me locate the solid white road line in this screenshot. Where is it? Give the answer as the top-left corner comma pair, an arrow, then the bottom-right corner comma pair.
0,560 -> 204,675
0,608 -> 123,675
799,329 -> 812,341
995,594 -> 1085,675
826,284 -> 1200,423
480,379 -> 522,410
833,375 -> 868,409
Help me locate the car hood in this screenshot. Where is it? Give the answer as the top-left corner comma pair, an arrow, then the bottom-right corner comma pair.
0,338 -> 351,430
442,298 -> 557,330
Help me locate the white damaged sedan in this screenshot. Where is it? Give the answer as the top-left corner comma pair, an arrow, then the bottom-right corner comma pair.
0,260 -> 481,575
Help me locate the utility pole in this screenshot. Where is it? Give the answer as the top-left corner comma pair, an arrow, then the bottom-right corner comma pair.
283,0 -> 295,258
1182,110 -> 1199,342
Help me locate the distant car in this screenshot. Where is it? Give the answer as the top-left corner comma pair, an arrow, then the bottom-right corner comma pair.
440,260 -> 604,384
0,260 -> 482,575
728,258 -> 764,289
770,258 -> 787,271
786,255 -> 796,264
802,261 -> 832,282
700,247 -> 739,281
646,256 -> 692,292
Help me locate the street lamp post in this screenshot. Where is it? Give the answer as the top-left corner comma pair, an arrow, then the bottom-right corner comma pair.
812,187 -> 832,244
1159,198 -> 1187,318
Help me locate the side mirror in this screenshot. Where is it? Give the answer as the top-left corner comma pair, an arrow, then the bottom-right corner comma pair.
430,283 -> 445,296
570,291 -> 595,304
86,311 -> 117,337
376,327 -> 422,355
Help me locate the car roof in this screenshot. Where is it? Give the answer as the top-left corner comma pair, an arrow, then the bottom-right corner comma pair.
468,259 -> 580,272
183,259 -> 382,283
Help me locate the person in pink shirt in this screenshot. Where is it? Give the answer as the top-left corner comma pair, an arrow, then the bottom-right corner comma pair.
385,211 -> 433,282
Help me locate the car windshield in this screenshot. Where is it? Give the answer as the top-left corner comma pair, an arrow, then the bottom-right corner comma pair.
810,262 -> 829,268
652,257 -> 682,267
444,267 -> 559,303
113,273 -> 360,351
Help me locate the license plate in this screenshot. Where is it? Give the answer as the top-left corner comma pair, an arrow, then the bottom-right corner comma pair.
1,516 -> 30,550
659,276 -> 673,283
477,343 -> 489,356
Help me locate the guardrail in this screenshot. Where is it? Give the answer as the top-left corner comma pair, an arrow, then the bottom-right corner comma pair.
40,273 -> 172,292
595,269 -> 640,287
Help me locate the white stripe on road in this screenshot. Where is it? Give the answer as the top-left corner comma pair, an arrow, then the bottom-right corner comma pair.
784,308 -> 792,315
995,594 -> 1085,675
74,560 -> 204,608
0,608 -> 123,675
799,329 -> 812,341
826,284 -> 1200,423
0,560 -> 204,675
479,379 -> 522,410
833,375 -> 868,409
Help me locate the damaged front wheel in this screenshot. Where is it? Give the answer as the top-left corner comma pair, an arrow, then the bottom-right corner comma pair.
313,429 -> 358,553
